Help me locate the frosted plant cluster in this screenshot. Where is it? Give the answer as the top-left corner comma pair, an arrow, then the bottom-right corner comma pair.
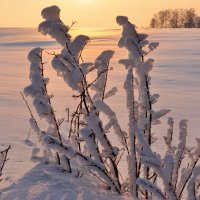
23,5 -> 200,199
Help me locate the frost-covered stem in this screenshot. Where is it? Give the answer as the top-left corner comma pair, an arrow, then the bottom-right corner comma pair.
39,52 -> 63,144
144,75 -> 152,147
69,100 -> 82,138
109,158 -> 121,189
164,117 -> 174,151
21,91 -> 54,163
0,145 -> 11,177
144,75 -> 152,199
172,120 -> 187,189
124,67 -> 138,198
101,63 -> 109,101
136,178 -> 166,200
87,115 -> 121,191
178,155 -> 200,198
20,91 -> 38,128
98,122 -> 121,190
33,50 -> 71,169
80,129 -> 104,170
137,73 -> 152,199
88,168 -> 108,186
116,148 -> 125,166
90,132 -> 104,164
162,180 -> 178,200
92,57 -> 124,189
187,177 -> 197,200
82,91 -> 90,114
128,22 -> 153,198
21,91 -> 47,142
75,102 -> 81,138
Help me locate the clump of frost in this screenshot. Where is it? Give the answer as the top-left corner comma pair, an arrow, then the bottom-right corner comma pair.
38,5 -> 71,46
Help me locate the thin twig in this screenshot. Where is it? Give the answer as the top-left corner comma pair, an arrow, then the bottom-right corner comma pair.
0,145 -> 11,174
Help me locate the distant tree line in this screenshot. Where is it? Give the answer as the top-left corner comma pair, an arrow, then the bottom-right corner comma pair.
150,8 -> 200,28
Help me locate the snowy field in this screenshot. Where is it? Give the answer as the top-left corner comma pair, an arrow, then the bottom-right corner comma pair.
0,28 -> 200,199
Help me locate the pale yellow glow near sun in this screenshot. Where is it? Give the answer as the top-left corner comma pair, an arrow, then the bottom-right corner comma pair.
0,0 -> 200,28
79,0 -> 93,2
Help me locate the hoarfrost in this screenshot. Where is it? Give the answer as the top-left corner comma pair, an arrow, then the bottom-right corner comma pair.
38,5 -> 71,46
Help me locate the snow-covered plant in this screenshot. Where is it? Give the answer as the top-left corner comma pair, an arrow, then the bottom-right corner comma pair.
117,16 -> 200,199
0,145 -> 11,181
23,5 -> 200,199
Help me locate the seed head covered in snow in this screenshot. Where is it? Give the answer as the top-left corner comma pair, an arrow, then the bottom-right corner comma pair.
24,49 -> 46,97
116,16 -> 129,25
116,16 -> 139,48
68,35 -> 90,59
152,109 -> 171,121
118,58 -> 136,69
148,42 -> 159,51
150,94 -> 160,104
51,34 -> 92,92
38,6 -> 71,46
104,87 -> 118,99
41,6 -> 60,21
92,50 -> 114,101
136,58 -> 154,76
138,33 -> 148,41
95,50 -> 114,64
28,48 -> 43,64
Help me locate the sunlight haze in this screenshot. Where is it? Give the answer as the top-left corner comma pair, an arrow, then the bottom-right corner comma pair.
0,0 -> 200,28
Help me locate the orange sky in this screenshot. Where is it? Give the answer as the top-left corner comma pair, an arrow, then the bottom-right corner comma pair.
0,0 -> 200,28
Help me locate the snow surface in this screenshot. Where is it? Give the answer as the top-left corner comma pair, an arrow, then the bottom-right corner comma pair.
0,164 -> 132,200
0,28 -> 200,199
